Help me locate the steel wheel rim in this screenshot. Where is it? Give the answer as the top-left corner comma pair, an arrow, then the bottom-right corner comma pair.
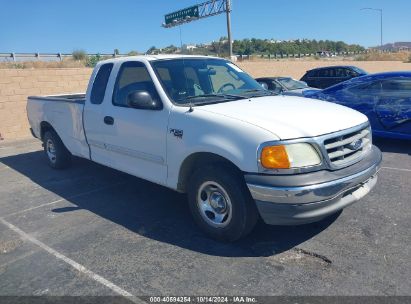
46,139 -> 57,163
197,181 -> 232,228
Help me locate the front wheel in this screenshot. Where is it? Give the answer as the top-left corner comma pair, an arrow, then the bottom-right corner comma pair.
188,165 -> 258,241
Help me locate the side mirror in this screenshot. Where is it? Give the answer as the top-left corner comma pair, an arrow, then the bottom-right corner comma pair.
127,90 -> 162,110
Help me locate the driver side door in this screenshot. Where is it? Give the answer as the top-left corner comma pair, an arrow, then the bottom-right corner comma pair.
102,61 -> 169,186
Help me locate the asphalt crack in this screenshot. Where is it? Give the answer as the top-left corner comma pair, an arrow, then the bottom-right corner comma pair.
292,247 -> 332,265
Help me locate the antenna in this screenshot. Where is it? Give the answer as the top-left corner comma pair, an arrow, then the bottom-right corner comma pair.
178,24 -> 194,112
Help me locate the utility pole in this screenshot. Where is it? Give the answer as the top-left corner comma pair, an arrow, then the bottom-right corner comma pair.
361,8 -> 383,50
226,0 -> 233,58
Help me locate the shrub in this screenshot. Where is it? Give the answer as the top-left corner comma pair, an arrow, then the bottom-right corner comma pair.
86,54 -> 102,67
72,50 -> 87,61
355,51 -> 409,62
127,50 -> 139,56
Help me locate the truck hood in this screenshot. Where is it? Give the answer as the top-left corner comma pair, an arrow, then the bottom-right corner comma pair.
198,95 -> 368,140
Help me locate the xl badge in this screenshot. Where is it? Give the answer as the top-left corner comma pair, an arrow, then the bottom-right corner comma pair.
347,139 -> 362,151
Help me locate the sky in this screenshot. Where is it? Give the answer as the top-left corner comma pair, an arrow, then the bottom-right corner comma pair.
0,0 -> 410,54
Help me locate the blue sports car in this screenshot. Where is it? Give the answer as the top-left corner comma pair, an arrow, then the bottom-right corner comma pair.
305,72 -> 411,140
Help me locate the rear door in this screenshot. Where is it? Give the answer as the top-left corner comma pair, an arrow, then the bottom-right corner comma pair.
376,78 -> 411,134
83,63 -> 114,164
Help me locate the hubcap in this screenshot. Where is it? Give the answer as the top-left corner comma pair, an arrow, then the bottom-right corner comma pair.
46,139 -> 57,163
197,181 -> 232,228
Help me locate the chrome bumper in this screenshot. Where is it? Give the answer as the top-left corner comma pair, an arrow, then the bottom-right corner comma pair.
246,146 -> 382,225
247,160 -> 380,205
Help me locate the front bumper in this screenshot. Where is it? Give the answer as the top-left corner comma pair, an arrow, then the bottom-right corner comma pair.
245,146 -> 382,225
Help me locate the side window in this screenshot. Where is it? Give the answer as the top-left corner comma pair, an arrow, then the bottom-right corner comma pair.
90,63 -> 113,104
307,70 -> 318,78
347,69 -> 358,78
347,81 -> 381,94
113,61 -> 160,107
318,69 -> 329,78
336,68 -> 350,78
270,81 -> 283,93
381,78 -> 411,91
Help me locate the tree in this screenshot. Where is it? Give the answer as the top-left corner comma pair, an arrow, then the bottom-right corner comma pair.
146,46 -> 158,55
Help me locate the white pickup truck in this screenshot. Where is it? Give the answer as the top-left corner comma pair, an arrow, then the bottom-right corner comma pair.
27,55 -> 382,241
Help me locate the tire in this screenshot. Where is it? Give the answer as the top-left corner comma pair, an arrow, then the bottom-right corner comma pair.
188,165 -> 258,242
43,130 -> 72,169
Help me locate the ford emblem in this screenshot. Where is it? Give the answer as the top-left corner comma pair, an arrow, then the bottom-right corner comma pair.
347,139 -> 362,151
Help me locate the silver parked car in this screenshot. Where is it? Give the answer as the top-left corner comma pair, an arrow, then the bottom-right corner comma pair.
256,77 -> 319,96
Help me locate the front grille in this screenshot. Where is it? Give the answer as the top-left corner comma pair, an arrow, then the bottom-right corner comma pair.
323,126 -> 371,167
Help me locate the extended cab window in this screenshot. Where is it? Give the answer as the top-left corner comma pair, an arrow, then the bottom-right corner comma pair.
90,63 -> 113,104
113,61 -> 160,107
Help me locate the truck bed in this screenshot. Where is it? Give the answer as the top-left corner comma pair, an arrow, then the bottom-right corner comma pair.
27,93 -> 90,160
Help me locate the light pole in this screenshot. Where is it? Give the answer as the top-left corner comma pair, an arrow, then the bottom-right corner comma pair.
361,8 -> 383,50
226,0 -> 233,58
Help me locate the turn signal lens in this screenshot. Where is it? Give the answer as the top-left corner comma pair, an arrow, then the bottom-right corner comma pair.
261,145 -> 290,169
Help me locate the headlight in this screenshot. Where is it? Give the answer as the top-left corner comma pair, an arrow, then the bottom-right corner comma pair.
260,143 -> 321,169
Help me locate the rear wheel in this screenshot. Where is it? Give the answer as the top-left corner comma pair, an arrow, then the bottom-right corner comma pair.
43,130 -> 72,169
188,165 -> 258,241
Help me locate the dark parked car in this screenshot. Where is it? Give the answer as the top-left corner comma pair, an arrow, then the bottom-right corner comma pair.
305,72 -> 411,140
301,66 -> 367,89
255,77 -> 319,96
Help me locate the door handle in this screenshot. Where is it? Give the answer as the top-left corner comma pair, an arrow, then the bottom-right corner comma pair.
104,116 -> 114,125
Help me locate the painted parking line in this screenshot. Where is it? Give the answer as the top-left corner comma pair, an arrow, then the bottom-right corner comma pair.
0,218 -> 138,302
382,166 -> 411,173
3,181 -> 128,218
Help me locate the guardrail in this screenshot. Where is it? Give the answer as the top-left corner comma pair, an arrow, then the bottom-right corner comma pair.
0,49 -> 396,62
0,53 -> 128,62
235,50 -> 374,61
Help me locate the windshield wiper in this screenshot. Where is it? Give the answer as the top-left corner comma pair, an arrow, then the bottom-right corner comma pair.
185,93 -> 246,101
241,89 -> 277,97
181,93 -> 247,106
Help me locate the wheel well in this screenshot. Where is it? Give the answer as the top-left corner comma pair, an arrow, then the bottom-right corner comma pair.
40,121 -> 55,140
177,152 -> 242,193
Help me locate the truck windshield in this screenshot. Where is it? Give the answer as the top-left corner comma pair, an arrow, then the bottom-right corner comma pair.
150,58 -> 271,106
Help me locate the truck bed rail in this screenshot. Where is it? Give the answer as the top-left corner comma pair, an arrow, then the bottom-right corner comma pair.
28,94 -> 86,104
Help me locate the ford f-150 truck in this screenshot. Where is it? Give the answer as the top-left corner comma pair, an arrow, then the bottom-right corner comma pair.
27,55 -> 382,241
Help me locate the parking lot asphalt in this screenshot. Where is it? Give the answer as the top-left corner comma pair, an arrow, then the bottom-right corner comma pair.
0,138 -> 410,297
